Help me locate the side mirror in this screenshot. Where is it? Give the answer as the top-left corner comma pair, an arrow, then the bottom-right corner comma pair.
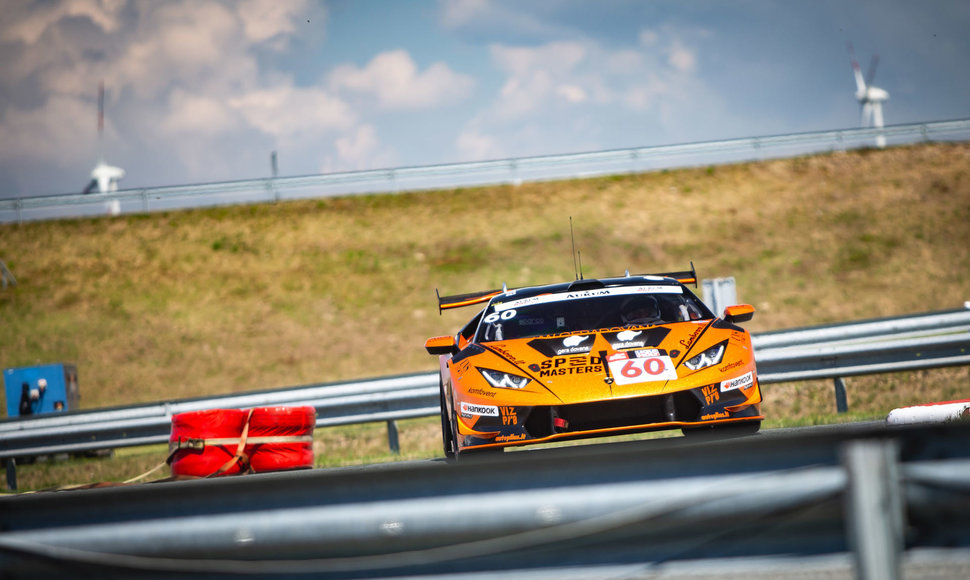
723,304 -> 755,324
425,335 -> 458,355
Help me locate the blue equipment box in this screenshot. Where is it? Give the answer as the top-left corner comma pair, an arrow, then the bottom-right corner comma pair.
4,364 -> 79,417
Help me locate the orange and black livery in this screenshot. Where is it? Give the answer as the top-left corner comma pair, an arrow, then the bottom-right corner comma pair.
426,265 -> 763,460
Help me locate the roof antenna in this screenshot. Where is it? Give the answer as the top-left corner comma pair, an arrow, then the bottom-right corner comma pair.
570,217 -> 583,280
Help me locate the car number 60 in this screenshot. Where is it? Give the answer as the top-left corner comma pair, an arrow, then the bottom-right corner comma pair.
621,358 -> 665,377
484,309 -> 517,323
610,356 -> 677,384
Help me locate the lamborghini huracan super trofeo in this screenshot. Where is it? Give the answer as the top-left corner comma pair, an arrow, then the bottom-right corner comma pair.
425,267 -> 763,459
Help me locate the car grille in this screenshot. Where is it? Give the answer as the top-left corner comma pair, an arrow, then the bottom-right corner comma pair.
524,391 -> 702,438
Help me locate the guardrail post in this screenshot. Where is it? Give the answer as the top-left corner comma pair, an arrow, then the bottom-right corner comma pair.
5,458 -> 16,491
842,439 -> 903,580
834,377 -> 849,413
387,420 -> 400,454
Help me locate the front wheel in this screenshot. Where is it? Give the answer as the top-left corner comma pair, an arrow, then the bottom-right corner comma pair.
439,380 -> 456,461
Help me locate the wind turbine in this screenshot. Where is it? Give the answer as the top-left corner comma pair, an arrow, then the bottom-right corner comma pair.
83,81 -> 125,194
848,43 -> 889,148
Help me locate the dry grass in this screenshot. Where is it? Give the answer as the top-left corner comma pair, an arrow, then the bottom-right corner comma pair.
2,142 -> 969,491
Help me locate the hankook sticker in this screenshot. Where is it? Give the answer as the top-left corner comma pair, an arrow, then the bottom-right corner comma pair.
720,372 -> 754,392
460,402 -> 499,418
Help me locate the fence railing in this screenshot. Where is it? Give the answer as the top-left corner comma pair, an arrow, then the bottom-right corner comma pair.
2,421 -> 969,579
3,119 -> 969,224
2,307 -> 967,464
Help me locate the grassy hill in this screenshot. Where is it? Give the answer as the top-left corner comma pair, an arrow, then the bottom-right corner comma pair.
2,142 -> 969,489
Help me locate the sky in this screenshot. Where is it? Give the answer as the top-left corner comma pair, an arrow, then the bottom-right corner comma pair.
1,0 -> 968,199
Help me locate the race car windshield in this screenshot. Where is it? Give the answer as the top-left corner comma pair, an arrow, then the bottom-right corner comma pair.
476,285 -> 713,342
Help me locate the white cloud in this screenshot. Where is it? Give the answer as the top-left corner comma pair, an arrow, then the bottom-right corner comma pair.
491,42 -> 586,78
456,126 -> 506,161
163,89 -> 239,136
557,84 -> 587,104
334,125 -> 380,169
115,2 -> 255,99
438,0 -> 489,29
0,0 -> 125,45
237,0 -> 311,47
228,86 -> 355,139
638,30 -> 659,47
487,42 -> 591,120
667,41 -> 696,73
0,0 -> 373,193
329,49 -> 475,110
2,94 -> 95,167
457,27 -> 710,161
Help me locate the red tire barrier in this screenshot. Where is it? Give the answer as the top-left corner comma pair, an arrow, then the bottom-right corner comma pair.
169,406 -> 316,478
248,406 -> 316,473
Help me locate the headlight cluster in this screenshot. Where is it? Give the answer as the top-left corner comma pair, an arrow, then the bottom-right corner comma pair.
478,368 -> 530,390
683,342 -> 727,371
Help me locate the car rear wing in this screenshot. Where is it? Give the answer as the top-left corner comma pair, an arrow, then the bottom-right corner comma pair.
633,262 -> 698,287
435,263 -> 698,313
436,288 -> 504,312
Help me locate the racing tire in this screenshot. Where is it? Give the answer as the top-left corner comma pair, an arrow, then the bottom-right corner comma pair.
439,379 -> 457,462
681,420 -> 761,438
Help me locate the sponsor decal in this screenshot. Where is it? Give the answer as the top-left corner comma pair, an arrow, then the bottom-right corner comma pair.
679,327 -> 703,350
494,285 -> 683,312
488,344 -> 525,365
609,329 -> 652,349
720,372 -> 754,392
496,433 -> 528,442
700,411 -> 730,420
563,335 -> 589,348
538,365 -> 603,378
467,388 -> 497,399
460,402 -> 499,418
702,385 -> 720,405
501,407 -> 518,425
718,360 -> 744,373
556,347 -> 589,355
608,350 -> 678,385
616,330 -> 642,342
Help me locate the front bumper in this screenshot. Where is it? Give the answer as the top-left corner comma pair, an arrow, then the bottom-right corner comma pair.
456,380 -> 763,451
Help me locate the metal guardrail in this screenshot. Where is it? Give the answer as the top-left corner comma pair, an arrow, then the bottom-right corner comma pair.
0,373 -> 439,459
1,422 -> 968,579
2,119 -> 969,224
1,308 -> 968,463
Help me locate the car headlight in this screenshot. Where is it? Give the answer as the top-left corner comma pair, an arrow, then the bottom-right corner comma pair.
683,341 -> 727,371
478,368 -> 530,390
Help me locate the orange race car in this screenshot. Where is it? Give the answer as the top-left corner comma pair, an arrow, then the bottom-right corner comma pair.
425,266 -> 763,459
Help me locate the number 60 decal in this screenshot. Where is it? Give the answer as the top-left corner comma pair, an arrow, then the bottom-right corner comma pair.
608,356 -> 678,385
483,309 -> 517,323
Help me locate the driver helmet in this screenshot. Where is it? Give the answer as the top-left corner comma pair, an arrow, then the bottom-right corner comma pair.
621,295 -> 660,325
